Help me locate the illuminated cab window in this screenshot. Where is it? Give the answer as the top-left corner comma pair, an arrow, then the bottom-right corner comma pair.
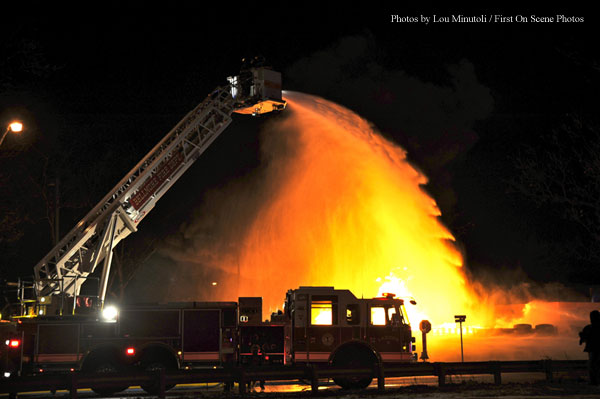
388,307 -> 397,320
310,295 -> 338,325
311,301 -> 332,325
388,307 -> 401,325
371,306 -> 386,326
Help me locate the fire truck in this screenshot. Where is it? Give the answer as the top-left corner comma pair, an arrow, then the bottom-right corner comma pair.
1,60 -> 415,394
2,287 -> 415,394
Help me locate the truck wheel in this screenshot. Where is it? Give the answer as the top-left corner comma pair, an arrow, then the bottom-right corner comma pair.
140,360 -> 176,394
331,346 -> 376,389
87,359 -> 129,396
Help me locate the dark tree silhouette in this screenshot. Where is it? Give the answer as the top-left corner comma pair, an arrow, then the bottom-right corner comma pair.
510,114 -> 600,277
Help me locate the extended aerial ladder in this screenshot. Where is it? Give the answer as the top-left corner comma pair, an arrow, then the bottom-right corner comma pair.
32,61 -> 286,311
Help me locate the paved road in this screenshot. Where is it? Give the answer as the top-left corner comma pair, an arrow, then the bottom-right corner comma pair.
3,372 -> 597,398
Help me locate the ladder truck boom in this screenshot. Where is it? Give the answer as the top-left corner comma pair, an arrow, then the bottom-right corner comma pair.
33,64 -> 285,306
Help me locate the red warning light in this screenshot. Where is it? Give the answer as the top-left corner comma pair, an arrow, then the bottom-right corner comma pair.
9,339 -> 20,348
126,347 -> 135,356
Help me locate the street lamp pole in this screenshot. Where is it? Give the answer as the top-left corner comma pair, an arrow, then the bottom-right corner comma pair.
0,122 -> 24,147
455,314 -> 466,362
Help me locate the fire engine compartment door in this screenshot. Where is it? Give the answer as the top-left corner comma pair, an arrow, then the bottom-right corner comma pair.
119,309 -> 180,338
36,323 -> 80,363
182,309 -> 220,362
239,325 -> 285,364
295,294 -> 346,362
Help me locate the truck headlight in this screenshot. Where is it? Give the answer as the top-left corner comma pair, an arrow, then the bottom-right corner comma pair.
102,305 -> 118,321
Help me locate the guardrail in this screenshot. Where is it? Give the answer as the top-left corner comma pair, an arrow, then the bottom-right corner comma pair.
0,359 -> 588,398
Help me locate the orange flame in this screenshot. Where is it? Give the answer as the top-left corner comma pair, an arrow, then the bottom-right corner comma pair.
230,92 -> 477,326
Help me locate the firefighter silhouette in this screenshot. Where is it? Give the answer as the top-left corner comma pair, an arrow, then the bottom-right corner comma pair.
580,310 -> 600,385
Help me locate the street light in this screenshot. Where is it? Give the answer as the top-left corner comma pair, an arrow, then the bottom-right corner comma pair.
0,121 -> 24,147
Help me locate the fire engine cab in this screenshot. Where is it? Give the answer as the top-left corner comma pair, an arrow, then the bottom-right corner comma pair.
235,287 -> 417,389
283,287 -> 415,389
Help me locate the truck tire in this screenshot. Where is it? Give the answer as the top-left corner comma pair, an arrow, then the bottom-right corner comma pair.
331,344 -> 377,389
139,355 -> 177,394
84,357 -> 129,396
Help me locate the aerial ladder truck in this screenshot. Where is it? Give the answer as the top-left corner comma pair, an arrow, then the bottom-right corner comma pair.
1,63 -> 416,395
29,61 -> 285,316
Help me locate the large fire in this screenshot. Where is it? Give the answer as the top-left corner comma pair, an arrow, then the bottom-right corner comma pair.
184,91 -> 593,361
232,92 -> 470,317
229,92 -> 488,350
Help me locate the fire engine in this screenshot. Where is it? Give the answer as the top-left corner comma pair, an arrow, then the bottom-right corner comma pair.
1,60 -> 415,395
2,288 -> 415,394
283,287 -> 415,389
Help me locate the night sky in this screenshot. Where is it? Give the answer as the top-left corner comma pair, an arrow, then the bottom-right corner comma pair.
1,7 -> 597,301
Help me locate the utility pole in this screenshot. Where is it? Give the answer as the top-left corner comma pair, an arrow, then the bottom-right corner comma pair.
48,176 -> 60,246
54,176 -> 59,246
454,315 -> 466,362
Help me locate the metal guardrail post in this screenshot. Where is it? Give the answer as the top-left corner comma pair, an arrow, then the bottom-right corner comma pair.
490,361 -> 502,385
70,372 -> 78,399
158,368 -> 166,399
239,369 -> 247,396
543,359 -> 553,382
434,363 -> 446,386
223,367 -> 234,392
309,364 -> 319,393
376,363 -> 385,392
